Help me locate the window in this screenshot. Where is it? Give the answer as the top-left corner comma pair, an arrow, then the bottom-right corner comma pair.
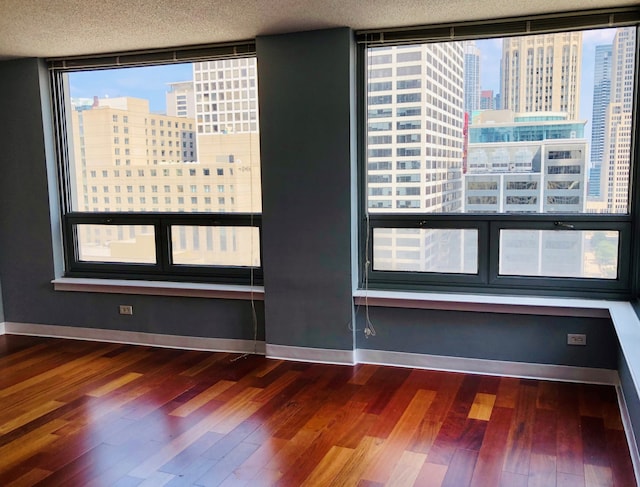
361,14 -> 638,297
52,45 -> 262,283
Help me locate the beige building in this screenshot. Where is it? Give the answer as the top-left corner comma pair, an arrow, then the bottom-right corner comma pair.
501,32 -> 582,119
600,27 -> 636,213
166,81 -> 196,119
70,95 -> 261,267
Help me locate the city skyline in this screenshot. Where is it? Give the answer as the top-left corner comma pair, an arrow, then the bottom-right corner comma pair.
68,28 -> 617,136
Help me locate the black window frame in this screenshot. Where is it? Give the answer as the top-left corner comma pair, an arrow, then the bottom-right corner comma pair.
50,41 -> 263,285
357,8 -> 640,299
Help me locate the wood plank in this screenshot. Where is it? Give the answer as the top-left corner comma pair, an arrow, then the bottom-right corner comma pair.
330,436 -> 385,487
412,462 -> 448,487
169,380 -> 235,417
498,471 -> 528,487
362,389 -> 437,483
502,380 -> 537,475
469,406 -> 514,487
557,472 -> 586,487
494,377 -> 520,409
5,467 -> 52,487
528,452 -> 557,487
581,416 -> 610,467
604,428 -> 635,487
385,450 -> 427,487
300,445 -> 355,486
584,464 -> 614,487
87,372 -> 143,397
441,448 -> 479,487
468,393 -> 496,421
557,383 -> 584,476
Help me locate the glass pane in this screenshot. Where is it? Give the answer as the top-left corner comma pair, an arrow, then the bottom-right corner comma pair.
66,59 -> 261,214
373,228 -> 478,273
366,27 -> 635,215
499,230 -> 618,279
171,226 -> 260,267
76,224 -> 156,264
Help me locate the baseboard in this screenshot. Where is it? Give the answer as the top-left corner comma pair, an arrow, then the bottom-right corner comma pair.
266,343 -> 355,365
3,322 -> 266,355
2,322 -> 620,384
356,348 -> 620,385
617,386 -> 640,485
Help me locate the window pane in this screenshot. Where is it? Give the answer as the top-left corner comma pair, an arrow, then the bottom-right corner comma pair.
171,226 -> 260,267
373,228 -> 478,273
499,230 -> 618,279
76,224 -> 156,264
66,59 -> 261,215
366,27 -> 636,215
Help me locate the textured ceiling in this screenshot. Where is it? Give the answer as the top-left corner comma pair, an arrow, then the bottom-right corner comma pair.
0,0 -> 636,60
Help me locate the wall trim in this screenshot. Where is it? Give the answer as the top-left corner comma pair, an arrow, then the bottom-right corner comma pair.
353,289 -> 612,318
3,322 -> 266,355
616,386 -> 640,485
0,322 -> 5,335
266,344 -> 355,365
356,348 -> 620,385
52,277 -> 265,301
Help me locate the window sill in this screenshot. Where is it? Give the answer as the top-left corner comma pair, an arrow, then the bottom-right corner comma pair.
353,289 -> 613,318
52,278 -> 264,300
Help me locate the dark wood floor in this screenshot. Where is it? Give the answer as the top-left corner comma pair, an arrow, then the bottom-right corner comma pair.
0,334 -> 635,487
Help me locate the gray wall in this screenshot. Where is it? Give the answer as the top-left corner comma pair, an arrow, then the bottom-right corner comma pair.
0,277 -> 4,323
356,307 -> 618,369
257,28 -> 356,351
0,58 -> 264,341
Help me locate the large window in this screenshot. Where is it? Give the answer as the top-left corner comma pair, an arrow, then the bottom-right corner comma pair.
51,44 -> 262,283
360,11 -> 639,296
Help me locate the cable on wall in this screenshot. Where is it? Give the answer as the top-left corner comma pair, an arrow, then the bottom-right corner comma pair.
232,71 -> 260,361
362,38 -> 377,339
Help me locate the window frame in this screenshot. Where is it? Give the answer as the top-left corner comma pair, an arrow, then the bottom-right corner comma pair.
357,8 -> 640,299
49,41 -> 263,285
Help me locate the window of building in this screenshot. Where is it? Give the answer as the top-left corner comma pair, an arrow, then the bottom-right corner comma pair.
51,43 -> 262,283
360,13 -> 638,297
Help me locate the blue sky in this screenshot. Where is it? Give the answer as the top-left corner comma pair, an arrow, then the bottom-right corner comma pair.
69,63 -> 193,113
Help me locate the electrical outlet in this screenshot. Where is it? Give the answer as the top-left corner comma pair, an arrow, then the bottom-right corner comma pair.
119,305 -> 133,315
567,333 -> 586,346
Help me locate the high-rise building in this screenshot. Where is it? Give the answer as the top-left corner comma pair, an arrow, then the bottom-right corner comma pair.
191,58 -> 261,213
465,111 -> 587,213
494,92 -> 502,110
366,43 -> 465,213
166,81 -> 196,119
501,32 -> 582,119
600,28 -> 636,213
588,44 -> 613,198
480,89 -> 495,110
464,41 -> 481,116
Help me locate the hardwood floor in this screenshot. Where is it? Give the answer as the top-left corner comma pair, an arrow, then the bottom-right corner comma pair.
0,334 -> 635,487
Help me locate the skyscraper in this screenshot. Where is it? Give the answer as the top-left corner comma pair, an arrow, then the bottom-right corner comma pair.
588,44 -> 612,198
480,89 -> 495,110
600,28 -> 636,213
366,42 -> 465,214
501,32 -> 582,119
464,41 -> 481,116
